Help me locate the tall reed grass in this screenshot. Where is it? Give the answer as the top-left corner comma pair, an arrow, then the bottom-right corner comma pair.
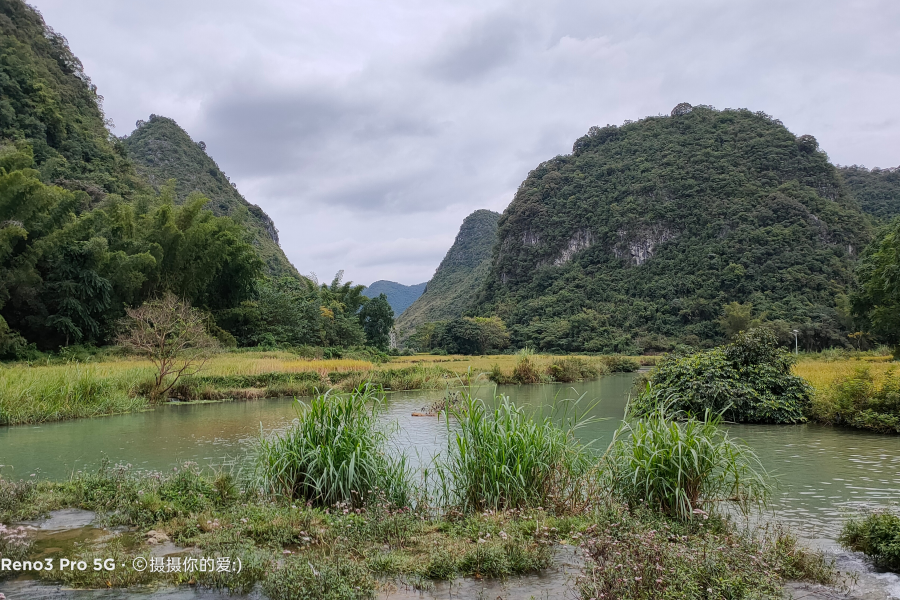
604,404 -> 770,520
0,363 -> 150,425
255,386 -> 412,508
434,393 -> 594,513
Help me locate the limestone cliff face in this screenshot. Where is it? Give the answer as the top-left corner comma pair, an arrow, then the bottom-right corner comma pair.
396,210 -> 500,334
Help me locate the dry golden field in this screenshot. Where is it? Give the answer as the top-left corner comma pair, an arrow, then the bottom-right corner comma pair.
793,355 -> 896,393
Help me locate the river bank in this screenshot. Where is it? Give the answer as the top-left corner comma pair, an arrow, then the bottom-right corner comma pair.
0,451 -> 833,599
0,351 -> 640,426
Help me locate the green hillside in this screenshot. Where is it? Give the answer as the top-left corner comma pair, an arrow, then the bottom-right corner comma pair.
124,116 -> 297,277
362,280 -> 426,316
0,0 -> 279,355
839,165 -> 900,222
0,0 -> 141,196
474,104 -> 872,353
396,210 -> 499,335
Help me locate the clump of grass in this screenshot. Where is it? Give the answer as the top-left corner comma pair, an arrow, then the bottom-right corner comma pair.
604,404 -> 770,521
576,505 -> 835,600
262,556 -> 376,600
0,522 -> 31,567
0,363 -> 150,425
328,364 -> 454,392
547,357 -> 603,382
511,348 -> 542,384
599,355 -> 641,372
839,510 -> 900,571
434,393 -> 594,513
255,385 -> 412,508
809,366 -> 900,433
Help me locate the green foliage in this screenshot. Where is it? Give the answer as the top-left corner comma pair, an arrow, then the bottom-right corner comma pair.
217,276 -> 321,347
0,173 -> 263,353
720,301 -> 755,338
124,115 -> 297,278
358,293 -> 394,350
434,393 -> 593,513
853,216 -> 900,355
605,406 -> 770,520
397,209 -> 500,335
635,329 -> 811,423
0,3 -> 298,356
599,354 -> 641,373
0,1 -> 138,193
578,506 -> 835,600
0,362 -> 149,425
255,386 -> 412,507
839,511 -> 900,571
413,315 -> 511,354
840,165 -> 900,222
262,556 -> 376,600
476,106 -> 871,351
547,356 -> 601,382
810,366 -> 900,433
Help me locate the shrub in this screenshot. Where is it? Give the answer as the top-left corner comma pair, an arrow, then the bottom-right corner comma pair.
839,511 -> 900,570
604,406 -> 770,520
634,328 -> 811,423
262,556 -> 376,600
511,348 -> 542,384
255,386 -> 411,507
812,367 -> 900,433
577,506 -> 835,600
600,355 -> 641,373
547,357 -> 603,382
435,394 -> 593,513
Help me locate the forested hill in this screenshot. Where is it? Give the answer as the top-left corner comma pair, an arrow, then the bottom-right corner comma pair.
124,116 -> 298,277
0,0 -> 295,356
473,104 -> 872,353
362,281 -> 426,316
396,210 -> 499,335
0,0 -> 142,197
839,165 -> 900,222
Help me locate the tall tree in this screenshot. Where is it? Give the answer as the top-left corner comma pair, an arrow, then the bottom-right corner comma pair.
853,217 -> 900,356
358,293 -> 394,350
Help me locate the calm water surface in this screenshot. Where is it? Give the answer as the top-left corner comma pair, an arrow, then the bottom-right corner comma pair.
2,372 -> 899,544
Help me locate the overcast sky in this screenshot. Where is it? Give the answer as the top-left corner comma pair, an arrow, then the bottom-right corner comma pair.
30,0 -> 900,286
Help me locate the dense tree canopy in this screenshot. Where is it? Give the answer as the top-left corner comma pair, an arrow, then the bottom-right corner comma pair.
474,105 -> 872,352
839,166 -> 900,222
124,116 -> 297,278
0,141 -> 263,353
852,217 -> 900,355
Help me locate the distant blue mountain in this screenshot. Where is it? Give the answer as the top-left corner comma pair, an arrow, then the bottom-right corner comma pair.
362,280 -> 427,316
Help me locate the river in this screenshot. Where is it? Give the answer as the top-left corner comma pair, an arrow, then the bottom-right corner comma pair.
1,373 -> 899,598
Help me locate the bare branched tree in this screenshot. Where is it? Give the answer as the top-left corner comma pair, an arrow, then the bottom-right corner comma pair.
117,293 -> 218,402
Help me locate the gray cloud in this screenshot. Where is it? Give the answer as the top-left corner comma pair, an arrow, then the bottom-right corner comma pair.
29,0 -> 900,284
427,13 -> 531,82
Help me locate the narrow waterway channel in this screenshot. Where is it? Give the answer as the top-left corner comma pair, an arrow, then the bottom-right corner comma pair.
2,372 -> 899,598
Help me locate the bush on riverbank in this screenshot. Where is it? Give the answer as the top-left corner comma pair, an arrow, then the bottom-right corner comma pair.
255,386 -> 412,507
488,352 -> 613,384
808,366 -> 900,433
634,329 -> 811,423
839,511 -> 900,571
577,506 -> 835,600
